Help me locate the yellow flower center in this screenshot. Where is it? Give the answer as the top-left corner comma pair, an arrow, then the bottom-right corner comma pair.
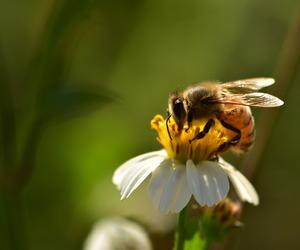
151,115 -> 233,164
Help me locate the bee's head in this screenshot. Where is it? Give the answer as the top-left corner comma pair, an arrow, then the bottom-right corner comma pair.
168,92 -> 187,129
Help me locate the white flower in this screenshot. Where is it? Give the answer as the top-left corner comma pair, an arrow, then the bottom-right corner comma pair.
113,149 -> 259,213
113,115 -> 259,213
83,217 -> 152,250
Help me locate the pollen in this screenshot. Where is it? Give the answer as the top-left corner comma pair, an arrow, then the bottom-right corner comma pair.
151,115 -> 232,164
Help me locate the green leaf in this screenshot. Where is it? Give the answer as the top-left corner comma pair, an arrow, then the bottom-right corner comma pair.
47,0 -> 96,44
40,85 -> 116,121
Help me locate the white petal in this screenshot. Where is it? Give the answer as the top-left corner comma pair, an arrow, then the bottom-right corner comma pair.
218,157 -> 259,205
148,160 -> 191,213
113,150 -> 166,187
186,160 -> 229,207
112,150 -> 166,199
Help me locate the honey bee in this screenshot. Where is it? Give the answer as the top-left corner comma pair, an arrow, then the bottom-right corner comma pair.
167,78 -> 284,153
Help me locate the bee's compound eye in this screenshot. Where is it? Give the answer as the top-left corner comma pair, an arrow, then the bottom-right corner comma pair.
173,99 -> 186,120
174,99 -> 182,105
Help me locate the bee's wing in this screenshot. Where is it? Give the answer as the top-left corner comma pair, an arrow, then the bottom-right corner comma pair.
213,92 -> 284,107
222,78 -> 275,92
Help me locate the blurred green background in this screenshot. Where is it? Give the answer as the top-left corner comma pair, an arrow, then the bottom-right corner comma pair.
0,0 -> 299,250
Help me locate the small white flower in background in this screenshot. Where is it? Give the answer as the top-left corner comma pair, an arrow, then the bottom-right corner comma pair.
113,115 -> 259,214
83,217 -> 152,250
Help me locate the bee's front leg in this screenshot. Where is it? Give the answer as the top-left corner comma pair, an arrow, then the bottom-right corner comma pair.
189,118 -> 215,143
166,115 -> 173,141
185,111 -> 193,132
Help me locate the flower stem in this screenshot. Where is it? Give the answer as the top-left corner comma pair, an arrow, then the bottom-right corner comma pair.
0,53 -> 28,250
241,3 -> 300,180
174,204 -> 230,250
174,206 -> 188,250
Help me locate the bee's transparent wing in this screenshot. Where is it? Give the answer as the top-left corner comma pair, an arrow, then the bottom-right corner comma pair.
222,78 -> 275,92
212,92 -> 284,107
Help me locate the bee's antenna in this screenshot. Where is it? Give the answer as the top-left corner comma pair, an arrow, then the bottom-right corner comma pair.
166,114 -> 172,141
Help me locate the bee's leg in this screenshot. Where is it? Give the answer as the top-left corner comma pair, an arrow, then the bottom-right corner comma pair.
220,120 -> 241,145
185,111 -> 193,132
190,118 -> 215,142
166,114 -> 172,141
217,142 -> 231,153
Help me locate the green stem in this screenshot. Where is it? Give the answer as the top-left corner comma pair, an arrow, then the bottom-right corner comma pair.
242,3 -> 300,179
0,191 -> 28,250
0,50 -> 28,250
174,206 -> 188,250
174,205 -> 224,250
